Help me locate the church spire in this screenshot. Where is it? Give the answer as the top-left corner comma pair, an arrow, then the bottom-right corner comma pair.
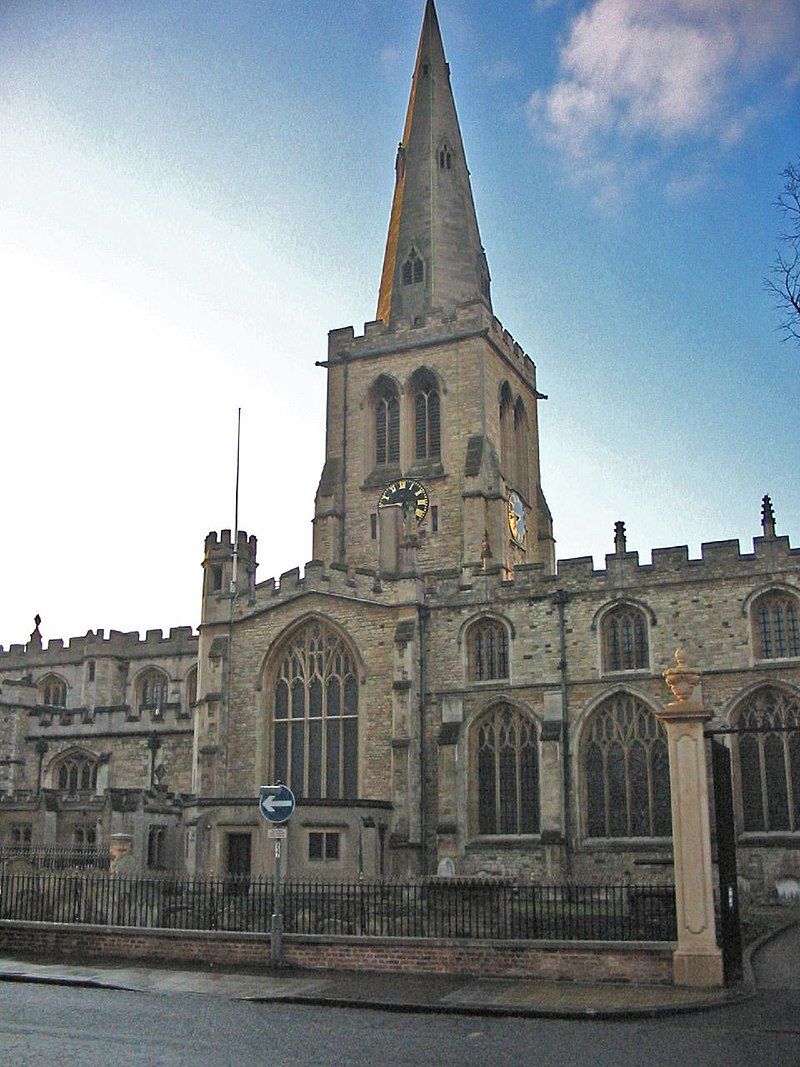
376,0 -> 491,326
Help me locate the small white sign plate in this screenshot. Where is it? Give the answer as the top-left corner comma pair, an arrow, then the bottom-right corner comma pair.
268,826 -> 287,840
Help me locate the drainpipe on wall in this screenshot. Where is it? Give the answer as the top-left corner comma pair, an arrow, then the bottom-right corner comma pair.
35,739 -> 48,796
418,603 -> 429,876
552,588 -> 573,880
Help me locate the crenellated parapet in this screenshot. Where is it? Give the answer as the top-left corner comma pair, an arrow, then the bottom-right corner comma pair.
0,625 -> 198,664
326,300 -> 537,388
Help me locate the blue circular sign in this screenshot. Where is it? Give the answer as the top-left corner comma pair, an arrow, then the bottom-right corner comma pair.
259,784 -> 296,824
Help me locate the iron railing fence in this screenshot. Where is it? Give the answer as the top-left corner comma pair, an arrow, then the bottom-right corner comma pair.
0,873 -> 677,942
0,846 -> 110,871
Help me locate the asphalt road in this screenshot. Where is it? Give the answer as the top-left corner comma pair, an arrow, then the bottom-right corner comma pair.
1,983 -> 800,1067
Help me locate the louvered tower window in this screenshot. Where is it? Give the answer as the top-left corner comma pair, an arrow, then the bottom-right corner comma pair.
413,374 -> 440,460
402,248 -> 424,286
375,383 -> 400,465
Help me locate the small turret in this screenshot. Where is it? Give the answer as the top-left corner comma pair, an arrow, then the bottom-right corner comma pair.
201,530 -> 257,623
761,495 -> 776,539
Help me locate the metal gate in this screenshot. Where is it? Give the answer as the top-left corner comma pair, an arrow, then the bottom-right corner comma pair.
710,738 -> 743,985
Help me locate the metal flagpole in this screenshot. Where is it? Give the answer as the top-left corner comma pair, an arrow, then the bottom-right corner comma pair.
231,407 -> 242,594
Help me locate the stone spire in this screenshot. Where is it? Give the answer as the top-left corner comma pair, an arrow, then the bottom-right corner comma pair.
376,0 -> 491,326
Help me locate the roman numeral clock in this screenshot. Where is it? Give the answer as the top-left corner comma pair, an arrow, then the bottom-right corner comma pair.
378,479 -> 429,522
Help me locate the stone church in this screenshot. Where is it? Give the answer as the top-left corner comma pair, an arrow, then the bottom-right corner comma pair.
1,1 -> 798,895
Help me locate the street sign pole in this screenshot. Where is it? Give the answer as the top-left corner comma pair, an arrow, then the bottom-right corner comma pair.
271,838 -> 283,965
259,784 -> 295,968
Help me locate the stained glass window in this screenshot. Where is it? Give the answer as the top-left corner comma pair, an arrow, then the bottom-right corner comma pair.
735,687 -> 800,833
272,621 -> 359,800
475,705 -> 539,835
584,693 -> 671,838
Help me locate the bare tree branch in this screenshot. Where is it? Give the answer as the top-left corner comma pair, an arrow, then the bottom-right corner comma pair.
766,160 -> 800,346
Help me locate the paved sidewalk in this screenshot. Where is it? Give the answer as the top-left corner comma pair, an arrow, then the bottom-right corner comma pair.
0,955 -> 748,1019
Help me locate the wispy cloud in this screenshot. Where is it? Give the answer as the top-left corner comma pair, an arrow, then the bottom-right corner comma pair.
480,57 -> 522,84
528,0 -> 800,202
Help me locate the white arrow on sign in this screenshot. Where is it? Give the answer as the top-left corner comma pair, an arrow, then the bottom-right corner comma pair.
262,795 -> 293,815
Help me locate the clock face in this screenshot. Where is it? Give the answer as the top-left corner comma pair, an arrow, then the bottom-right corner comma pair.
378,479 -> 429,522
507,491 -> 526,548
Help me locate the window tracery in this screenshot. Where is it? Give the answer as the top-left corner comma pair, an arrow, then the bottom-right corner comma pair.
601,605 -> 649,672
56,752 -> 98,794
584,693 -> 671,838
735,687 -> 800,833
272,621 -> 359,800
39,675 -> 66,708
137,669 -> 169,711
467,618 -> 509,681
375,381 -> 400,466
753,591 -> 800,660
402,248 -> 424,286
412,372 -> 440,460
473,705 -> 539,835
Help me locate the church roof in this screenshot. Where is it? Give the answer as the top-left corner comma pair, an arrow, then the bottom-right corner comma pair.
376,0 -> 491,326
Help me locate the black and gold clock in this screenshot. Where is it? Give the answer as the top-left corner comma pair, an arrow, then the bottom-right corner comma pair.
378,479 -> 429,522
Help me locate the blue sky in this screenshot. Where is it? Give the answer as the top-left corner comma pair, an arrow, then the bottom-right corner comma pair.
1,0 -> 798,644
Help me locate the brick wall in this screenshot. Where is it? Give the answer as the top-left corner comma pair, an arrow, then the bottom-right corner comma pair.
0,920 -> 672,984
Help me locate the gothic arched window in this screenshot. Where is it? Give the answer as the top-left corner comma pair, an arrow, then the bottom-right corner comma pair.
137,668 -> 169,711
186,666 -> 198,708
735,687 -> 800,833
412,371 -> 440,460
402,248 -> 424,286
272,620 -> 359,800
513,398 -> 530,499
473,705 -> 539,835
375,380 -> 400,466
39,674 -> 66,708
601,605 -> 649,672
752,591 -> 800,660
499,382 -> 514,484
584,694 -> 671,838
467,618 -> 510,681
439,142 -> 452,170
56,751 -> 98,794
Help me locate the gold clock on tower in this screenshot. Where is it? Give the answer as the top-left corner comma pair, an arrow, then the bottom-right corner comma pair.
507,491 -> 526,548
378,479 -> 429,522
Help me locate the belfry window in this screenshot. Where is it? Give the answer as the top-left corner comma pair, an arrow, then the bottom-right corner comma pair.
272,620 -> 359,800
473,705 -> 539,835
412,372 -> 440,460
584,694 -> 671,838
439,143 -> 452,170
375,382 -> 400,465
137,668 -> 169,711
753,591 -> 800,660
402,248 -> 424,286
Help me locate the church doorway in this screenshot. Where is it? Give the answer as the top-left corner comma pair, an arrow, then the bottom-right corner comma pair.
225,832 -> 252,878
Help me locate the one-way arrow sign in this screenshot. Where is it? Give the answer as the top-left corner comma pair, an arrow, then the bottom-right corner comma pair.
259,784 -> 296,824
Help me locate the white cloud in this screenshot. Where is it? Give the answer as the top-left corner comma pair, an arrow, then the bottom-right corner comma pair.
529,0 -> 800,197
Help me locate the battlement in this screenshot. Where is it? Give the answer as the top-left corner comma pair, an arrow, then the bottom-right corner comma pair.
204,530 -> 257,556
327,301 -> 536,385
0,625 -> 198,663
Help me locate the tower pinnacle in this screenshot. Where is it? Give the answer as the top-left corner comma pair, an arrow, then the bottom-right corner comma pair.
376,0 -> 491,326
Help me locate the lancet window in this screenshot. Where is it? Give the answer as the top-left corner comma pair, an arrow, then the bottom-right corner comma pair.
375,381 -> 400,466
39,675 -> 66,708
413,372 -> 441,460
137,669 -> 169,711
56,752 -> 98,794
584,694 -> 671,838
402,248 -> 424,286
272,621 -> 359,800
473,705 -> 539,835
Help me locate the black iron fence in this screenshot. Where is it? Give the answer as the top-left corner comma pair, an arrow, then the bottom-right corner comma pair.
0,846 -> 110,871
0,873 -> 677,942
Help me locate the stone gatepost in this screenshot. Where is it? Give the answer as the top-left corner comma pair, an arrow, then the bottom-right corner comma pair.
659,649 -> 723,987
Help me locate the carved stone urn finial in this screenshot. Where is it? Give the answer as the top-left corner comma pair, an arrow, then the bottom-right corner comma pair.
663,647 -> 700,704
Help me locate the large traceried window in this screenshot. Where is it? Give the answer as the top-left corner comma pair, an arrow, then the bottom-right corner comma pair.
56,751 -> 98,794
601,605 -> 649,672
584,693 -> 671,838
412,371 -> 441,460
474,705 -> 539,836
467,618 -> 510,681
272,621 -> 359,800
39,674 -> 67,708
753,591 -> 800,660
374,380 -> 400,466
137,668 -> 169,711
735,687 -> 800,833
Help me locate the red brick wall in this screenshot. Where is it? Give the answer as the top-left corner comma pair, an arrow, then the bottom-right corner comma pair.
0,920 -> 672,984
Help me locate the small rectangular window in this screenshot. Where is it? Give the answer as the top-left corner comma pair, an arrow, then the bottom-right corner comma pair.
87,660 -> 95,682
325,832 -> 340,860
308,831 -> 323,860
370,513 -> 377,540
431,506 -> 438,533
211,565 -> 223,592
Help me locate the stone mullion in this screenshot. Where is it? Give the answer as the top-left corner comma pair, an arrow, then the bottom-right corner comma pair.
757,732 -> 769,830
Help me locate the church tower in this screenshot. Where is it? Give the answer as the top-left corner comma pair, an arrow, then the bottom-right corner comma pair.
313,0 -> 554,578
